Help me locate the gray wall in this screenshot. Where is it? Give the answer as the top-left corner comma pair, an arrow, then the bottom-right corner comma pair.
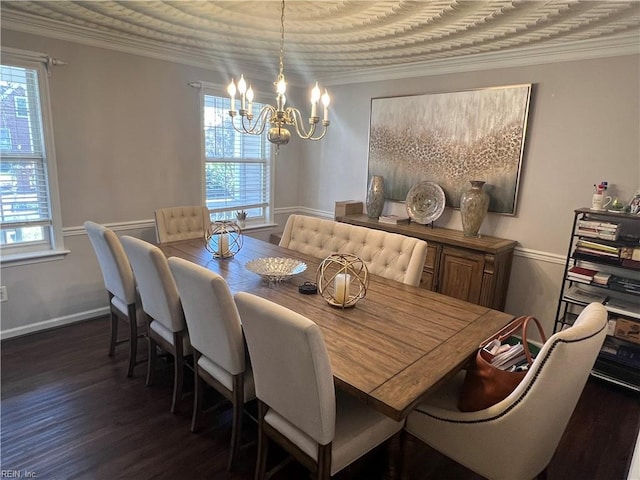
1,28 -> 638,339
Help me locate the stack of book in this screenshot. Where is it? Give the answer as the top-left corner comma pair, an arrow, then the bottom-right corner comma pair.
600,337 -> 640,369
563,285 -> 607,304
608,276 -> 640,295
378,215 -> 410,225
577,219 -> 620,241
574,239 -> 620,259
567,266 -> 598,284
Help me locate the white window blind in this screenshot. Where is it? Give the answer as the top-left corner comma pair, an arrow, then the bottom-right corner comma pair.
1,58 -> 61,258
202,90 -> 272,224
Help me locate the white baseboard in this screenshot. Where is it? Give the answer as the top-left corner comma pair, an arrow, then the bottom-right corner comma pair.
1,306 -> 109,340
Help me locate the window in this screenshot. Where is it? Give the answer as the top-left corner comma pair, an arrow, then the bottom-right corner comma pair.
1,52 -> 64,260
201,86 -> 272,225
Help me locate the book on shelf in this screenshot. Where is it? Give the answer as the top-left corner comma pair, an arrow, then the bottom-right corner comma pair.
604,298 -> 640,320
574,246 -> 619,258
567,276 -> 592,285
622,259 -> 640,270
563,286 -> 608,304
567,266 -> 598,281
593,272 -> 612,286
576,222 -> 620,240
378,215 -> 410,225
575,240 -> 620,255
600,339 -> 640,369
608,276 -> 640,294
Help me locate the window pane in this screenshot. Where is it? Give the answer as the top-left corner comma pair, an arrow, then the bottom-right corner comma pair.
203,91 -> 271,222
0,64 -> 52,248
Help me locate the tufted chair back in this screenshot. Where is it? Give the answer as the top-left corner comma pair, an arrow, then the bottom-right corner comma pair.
279,214 -> 427,286
155,205 -> 211,243
404,302 -> 608,480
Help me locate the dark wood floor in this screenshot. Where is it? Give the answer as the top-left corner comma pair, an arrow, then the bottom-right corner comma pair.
1,317 -> 638,480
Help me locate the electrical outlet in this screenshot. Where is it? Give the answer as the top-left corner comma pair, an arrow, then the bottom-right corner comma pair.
0,286 -> 7,302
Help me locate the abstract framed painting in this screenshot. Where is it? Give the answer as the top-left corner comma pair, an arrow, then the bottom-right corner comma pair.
367,84 -> 532,214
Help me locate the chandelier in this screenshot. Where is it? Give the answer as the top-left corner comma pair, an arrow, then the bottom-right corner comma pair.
227,0 -> 330,149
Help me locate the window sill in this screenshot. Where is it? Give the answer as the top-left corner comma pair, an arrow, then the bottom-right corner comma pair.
242,222 -> 278,232
0,249 -> 71,267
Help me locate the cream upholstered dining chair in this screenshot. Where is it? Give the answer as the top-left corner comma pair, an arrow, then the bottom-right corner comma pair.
121,235 -> 190,413
85,221 -> 146,377
279,214 -> 427,287
404,302 -> 608,480
168,257 -> 255,471
235,292 -> 404,480
154,205 -> 211,244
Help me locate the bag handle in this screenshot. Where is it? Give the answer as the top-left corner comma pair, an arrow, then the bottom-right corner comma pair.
480,315 -> 547,366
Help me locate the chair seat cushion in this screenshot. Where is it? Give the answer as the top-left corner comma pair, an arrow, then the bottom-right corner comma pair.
198,355 -> 256,402
265,389 -> 403,475
150,319 -> 191,352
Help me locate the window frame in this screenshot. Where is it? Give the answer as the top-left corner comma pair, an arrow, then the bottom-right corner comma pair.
198,82 -> 274,228
0,49 -> 66,264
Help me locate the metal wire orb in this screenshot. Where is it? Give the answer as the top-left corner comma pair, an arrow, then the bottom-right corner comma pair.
316,253 -> 368,308
205,221 -> 243,258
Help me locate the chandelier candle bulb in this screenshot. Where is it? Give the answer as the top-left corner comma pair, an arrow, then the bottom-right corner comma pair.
322,90 -> 330,122
227,80 -> 236,113
311,83 -> 320,118
238,75 -> 247,111
247,86 -> 254,116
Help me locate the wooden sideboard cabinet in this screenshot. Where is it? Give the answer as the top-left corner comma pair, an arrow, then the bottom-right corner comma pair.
336,214 -> 517,311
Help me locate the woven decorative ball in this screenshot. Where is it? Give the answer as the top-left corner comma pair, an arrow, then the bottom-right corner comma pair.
205,220 -> 243,258
316,253 -> 368,308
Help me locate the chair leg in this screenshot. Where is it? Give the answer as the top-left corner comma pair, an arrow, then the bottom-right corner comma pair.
108,295 -> 118,357
191,352 -> 203,433
170,332 -> 184,414
146,335 -> 157,387
384,432 -> 402,480
228,374 -> 244,471
317,443 -> 331,480
255,401 -> 269,480
126,303 -> 138,377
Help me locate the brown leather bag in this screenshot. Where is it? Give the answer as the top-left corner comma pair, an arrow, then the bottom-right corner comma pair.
457,315 -> 547,412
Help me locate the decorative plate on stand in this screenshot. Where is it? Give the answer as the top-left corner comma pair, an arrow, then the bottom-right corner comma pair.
405,181 -> 446,225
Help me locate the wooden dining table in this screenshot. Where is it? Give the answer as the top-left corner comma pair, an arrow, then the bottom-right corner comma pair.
159,235 -> 514,421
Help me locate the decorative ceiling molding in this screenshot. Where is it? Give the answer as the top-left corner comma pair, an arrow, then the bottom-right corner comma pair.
1,1 -> 639,86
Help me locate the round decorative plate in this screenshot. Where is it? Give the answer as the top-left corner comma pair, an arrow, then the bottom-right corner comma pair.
405,181 -> 446,225
245,257 -> 307,283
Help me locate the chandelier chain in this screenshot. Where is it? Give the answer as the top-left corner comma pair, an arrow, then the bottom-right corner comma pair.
279,0 -> 285,79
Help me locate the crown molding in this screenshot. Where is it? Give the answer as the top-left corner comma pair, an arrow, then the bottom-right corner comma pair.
2,10 -> 638,87
322,32 -> 640,86
0,10 -> 273,83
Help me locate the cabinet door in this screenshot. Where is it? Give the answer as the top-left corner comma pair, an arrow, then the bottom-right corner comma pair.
438,246 -> 485,304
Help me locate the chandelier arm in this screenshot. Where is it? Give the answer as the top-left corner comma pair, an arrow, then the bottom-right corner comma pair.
287,107 -> 329,141
230,105 -> 274,136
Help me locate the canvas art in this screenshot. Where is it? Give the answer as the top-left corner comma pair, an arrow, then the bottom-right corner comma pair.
367,84 -> 532,214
